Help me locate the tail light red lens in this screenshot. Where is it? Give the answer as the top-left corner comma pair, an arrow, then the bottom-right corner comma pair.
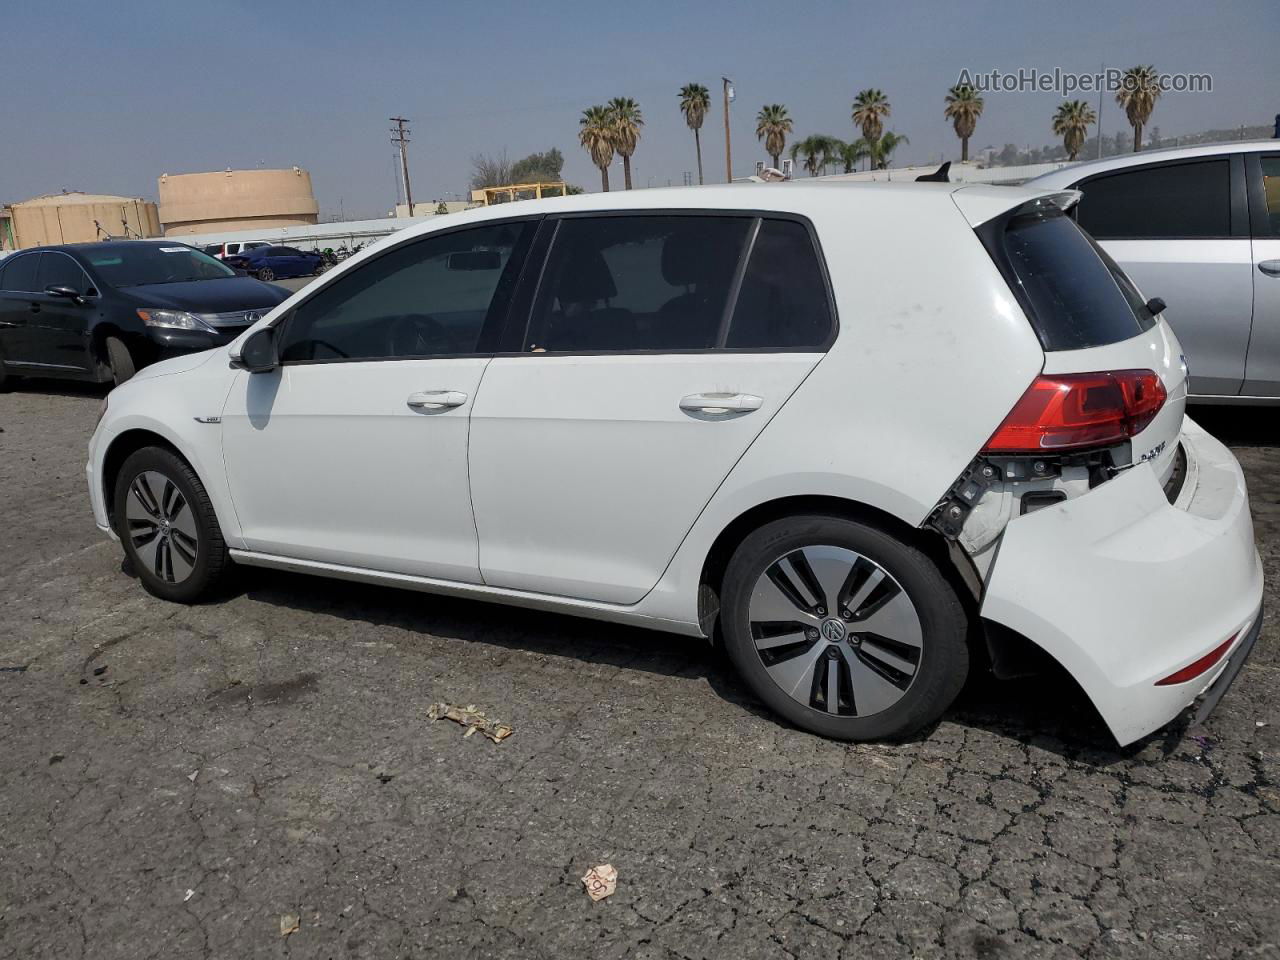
1154,633 -> 1238,686
983,370 -> 1166,453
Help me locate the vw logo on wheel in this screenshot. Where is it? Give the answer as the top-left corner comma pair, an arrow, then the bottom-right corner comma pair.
820,618 -> 847,642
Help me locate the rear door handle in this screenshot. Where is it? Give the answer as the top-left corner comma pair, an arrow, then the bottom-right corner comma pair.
407,390 -> 467,409
679,392 -> 763,415
1259,260 -> 1280,278
29,302 -> 40,314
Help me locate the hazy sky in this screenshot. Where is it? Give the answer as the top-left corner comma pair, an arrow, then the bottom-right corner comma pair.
3,0 -> 1276,219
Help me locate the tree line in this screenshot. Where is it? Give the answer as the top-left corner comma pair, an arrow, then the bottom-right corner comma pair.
575,65 -> 1170,189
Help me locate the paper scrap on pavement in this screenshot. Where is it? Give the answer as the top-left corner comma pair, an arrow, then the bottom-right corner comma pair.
581,864 -> 618,902
280,914 -> 300,937
427,703 -> 514,743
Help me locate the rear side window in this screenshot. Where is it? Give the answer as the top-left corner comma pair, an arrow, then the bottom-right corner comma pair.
1,253 -> 40,292
526,216 -> 751,352
982,204 -> 1156,351
1075,159 -> 1231,239
726,219 -> 834,349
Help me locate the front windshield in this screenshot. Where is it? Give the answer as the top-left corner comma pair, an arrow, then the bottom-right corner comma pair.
85,244 -> 236,286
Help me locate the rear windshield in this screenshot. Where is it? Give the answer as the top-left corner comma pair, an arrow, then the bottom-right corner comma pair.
84,245 -> 235,287
980,202 -> 1155,351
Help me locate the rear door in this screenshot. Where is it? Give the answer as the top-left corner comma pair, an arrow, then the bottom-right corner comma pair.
1242,152 -> 1280,395
1072,154 -> 1251,397
469,213 -> 836,604
0,253 -> 45,367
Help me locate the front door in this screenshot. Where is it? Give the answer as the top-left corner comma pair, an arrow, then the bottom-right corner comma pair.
1073,155 -> 1252,397
220,220 -> 535,581
1243,152 -> 1280,396
469,213 -> 836,604
27,250 -> 96,371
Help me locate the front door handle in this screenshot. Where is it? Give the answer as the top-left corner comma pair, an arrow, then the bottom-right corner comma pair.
407,390 -> 467,409
679,392 -> 763,415
1259,260 -> 1280,278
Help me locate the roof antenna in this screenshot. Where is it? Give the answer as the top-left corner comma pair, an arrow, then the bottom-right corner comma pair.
916,161 -> 951,183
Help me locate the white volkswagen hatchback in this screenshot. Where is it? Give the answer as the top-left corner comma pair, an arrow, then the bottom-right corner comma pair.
87,183 -> 1263,746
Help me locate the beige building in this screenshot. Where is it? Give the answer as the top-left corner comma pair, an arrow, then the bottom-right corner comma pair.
5,192 -> 161,248
158,167 -> 319,237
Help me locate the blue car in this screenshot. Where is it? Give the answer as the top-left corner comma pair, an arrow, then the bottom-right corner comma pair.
224,245 -> 323,282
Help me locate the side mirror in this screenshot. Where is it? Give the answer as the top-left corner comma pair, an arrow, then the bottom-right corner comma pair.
1145,297 -> 1167,316
232,327 -> 278,373
46,284 -> 84,303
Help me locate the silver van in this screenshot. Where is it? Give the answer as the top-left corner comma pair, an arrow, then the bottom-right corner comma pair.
1029,141 -> 1280,402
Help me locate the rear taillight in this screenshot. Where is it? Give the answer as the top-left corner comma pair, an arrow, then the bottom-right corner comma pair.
983,370 -> 1166,453
1154,633 -> 1238,686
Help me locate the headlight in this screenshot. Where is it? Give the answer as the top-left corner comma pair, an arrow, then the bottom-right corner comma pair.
136,309 -> 215,332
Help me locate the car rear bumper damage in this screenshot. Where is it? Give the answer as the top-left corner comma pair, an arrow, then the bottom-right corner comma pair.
980,416 -> 1263,746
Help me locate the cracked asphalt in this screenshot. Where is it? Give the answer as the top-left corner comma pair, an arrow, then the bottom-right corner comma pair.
2,382 -> 1278,959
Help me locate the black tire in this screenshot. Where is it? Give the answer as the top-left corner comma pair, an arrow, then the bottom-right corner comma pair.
105,336 -> 136,385
721,514 -> 969,741
113,446 -> 231,603
257,267 -> 274,282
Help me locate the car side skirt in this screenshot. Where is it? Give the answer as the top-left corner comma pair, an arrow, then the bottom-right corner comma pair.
228,549 -> 706,637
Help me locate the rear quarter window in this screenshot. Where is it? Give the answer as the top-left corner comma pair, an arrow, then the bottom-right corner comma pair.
979,202 -> 1156,352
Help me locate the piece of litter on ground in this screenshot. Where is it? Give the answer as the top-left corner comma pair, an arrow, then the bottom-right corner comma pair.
1257,721 -> 1268,728
427,702 -> 515,743
279,914 -> 300,937
183,889 -> 194,902
187,770 -> 198,782
581,864 -> 618,902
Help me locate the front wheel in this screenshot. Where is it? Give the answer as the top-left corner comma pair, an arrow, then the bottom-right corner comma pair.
721,515 -> 969,741
104,336 -> 136,385
257,267 -> 275,282
113,447 -> 231,603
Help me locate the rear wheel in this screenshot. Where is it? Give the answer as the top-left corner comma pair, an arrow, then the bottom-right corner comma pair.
257,267 -> 275,282
113,447 -> 230,603
721,514 -> 969,741
104,336 -> 136,385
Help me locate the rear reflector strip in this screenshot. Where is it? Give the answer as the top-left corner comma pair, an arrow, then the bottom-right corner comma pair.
1154,633 -> 1239,686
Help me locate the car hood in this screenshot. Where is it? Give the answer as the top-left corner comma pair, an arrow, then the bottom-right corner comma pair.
127,347 -> 222,383
118,276 -> 291,312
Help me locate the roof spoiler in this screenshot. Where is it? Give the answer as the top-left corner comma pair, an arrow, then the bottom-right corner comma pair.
915,162 -> 951,183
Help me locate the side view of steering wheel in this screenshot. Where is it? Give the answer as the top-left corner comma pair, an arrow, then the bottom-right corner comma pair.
387,314 -> 456,357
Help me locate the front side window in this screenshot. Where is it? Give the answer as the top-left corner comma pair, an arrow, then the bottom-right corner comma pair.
36,252 -> 88,292
525,216 -> 752,352
1075,158 -> 1231,239
0,253 -> 40,292
85,245 -> 234,286
278,221 -> 533,362
1259,156 -> 1280,237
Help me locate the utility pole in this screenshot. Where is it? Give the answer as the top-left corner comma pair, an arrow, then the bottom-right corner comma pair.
722,77 -> 734,183
390,117 -> 415,217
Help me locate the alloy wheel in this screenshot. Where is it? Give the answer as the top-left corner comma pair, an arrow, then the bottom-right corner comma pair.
748,545 -> 923,717
125,470 -> 199,584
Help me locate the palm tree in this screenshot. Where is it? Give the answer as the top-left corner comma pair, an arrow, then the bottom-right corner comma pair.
873,131 -> 909,169
840,139 -> 871,174
755,104 -> 793,169
851,88 -> 891,166
579,105 -> 615,192
790,135 -> 842,177
678,83 -> 711,185
943,84 -> 984,162
1052,100 -> 1097,160
607,97 -> 644,189
1115,65 -> 1161,152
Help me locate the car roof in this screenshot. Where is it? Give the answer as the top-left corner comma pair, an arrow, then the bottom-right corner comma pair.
379,180 -> 1065,246
1028,139 -> 1278,187
9,240 -> 198,258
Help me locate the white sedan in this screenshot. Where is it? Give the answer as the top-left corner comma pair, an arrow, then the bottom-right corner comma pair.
86,182 -> 1263,745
